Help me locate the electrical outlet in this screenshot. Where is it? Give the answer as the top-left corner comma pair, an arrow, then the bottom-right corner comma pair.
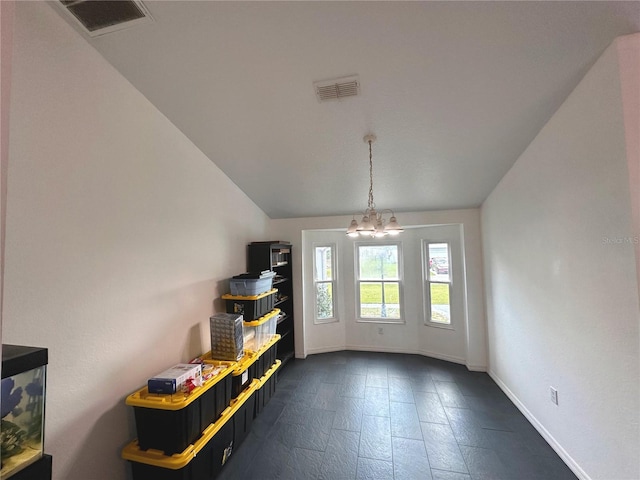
550,387 -> 558,405
378,327 -> 383,335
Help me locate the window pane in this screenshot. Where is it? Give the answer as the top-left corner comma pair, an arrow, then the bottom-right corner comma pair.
316,282 -> 333,319
430,283 -> 451,324
428,243 -> 450,282
359,245 -> 399,280
360,282 -> 400,319
314,246 -> 333,281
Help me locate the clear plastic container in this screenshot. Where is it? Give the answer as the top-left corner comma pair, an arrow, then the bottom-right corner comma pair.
243,309 -> 279,352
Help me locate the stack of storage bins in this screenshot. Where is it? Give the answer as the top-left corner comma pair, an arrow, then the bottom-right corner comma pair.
122,271 -> 284,480
222,272 -> 282,417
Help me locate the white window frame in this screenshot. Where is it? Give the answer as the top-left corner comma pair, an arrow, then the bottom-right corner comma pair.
313,243 -> 338,324
355,241 -> 404,324
422,240 -> 454,329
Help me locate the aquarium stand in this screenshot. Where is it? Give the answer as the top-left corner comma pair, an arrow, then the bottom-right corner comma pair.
10,454 -> 51,480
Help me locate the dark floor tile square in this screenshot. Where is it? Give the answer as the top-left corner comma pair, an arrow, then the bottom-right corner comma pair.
339,374 -> 367,398
424,439 -> 469,474
415,391 -> 449,424
366,374 -> 389,388
242,437 -> 295,479
359,414 -> 392,461
333,397 -> 364,432
389,376 -> 415,403
390,401 -> 423,440
421,421 -> 458,449
445,409 -> 486,447
435,381 -> 468,408
356,457 -> 394,480
459,445 -> 510,477
363,386 -> 390,417
318,429 -> 360,480
392,437 -> 432,480
431,470 -> 472,480
411,374 -> 438,393
312,382 -> 343,411
286,447 -> 324,480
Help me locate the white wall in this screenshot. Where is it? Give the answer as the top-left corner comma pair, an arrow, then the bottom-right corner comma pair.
482,37 -> 640,480
271,208 -> 487,370
1,0 -> 15,360
4,3 -> 269,479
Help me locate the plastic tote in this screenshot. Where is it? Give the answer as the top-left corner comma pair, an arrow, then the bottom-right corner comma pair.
125,362 -> 235,455
123,380 -> 259,480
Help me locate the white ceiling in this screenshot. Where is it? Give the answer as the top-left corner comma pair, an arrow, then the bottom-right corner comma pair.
54,1 -> 639,219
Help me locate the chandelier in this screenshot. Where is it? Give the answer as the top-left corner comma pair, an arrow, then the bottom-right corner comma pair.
346,134 -> 404,238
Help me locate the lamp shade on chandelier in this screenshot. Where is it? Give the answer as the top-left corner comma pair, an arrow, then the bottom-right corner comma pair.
346,134 -> 404,238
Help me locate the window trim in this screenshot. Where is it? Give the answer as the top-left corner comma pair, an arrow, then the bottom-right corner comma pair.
312,243 -> 339,324
355,241 -> 405,324
422,240 -> 454,329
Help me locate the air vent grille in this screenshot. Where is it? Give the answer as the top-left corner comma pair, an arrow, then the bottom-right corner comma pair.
314,76 -> 360,102
57,0 -> 153,37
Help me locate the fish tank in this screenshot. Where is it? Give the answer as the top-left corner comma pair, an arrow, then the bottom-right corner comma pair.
1,345 -> 47,480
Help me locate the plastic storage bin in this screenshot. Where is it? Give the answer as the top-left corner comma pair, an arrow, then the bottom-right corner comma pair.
126,362 -> 235,456
209,313 -> 244,361
201,351 -> 258,399
254,334 -> 280,380
229,271 -> 275,296
255,360 -> 281,417
242,308 -> 279,352
222,289 -> 277,321
1,344 -> 48,480
123,380 -> 259,480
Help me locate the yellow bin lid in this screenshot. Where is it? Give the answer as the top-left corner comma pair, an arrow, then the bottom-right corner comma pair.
125,362 -> 235,411
243,308 -> 280,327
200,350 -> 259,377
257,359 -> 281,388
221,288 -> 277,301
251,333 -> 281,358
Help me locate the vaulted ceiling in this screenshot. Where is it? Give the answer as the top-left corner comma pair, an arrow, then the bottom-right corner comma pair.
53,1 -> 640,219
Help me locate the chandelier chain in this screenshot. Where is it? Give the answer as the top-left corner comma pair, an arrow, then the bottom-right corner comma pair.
368,139 -> 375,210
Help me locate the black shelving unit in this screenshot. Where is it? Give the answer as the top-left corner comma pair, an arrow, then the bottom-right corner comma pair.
248,242 -> 295,367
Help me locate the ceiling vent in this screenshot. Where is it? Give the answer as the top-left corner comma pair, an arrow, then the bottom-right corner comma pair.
314,75 -> 360,102
57,1 -> 153,37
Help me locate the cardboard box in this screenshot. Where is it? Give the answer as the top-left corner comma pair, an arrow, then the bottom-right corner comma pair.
148,364 -> 202,394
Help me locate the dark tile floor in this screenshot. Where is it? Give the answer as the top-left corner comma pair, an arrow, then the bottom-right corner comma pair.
217,351 -> 578,480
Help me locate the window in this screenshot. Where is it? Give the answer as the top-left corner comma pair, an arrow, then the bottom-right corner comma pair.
424,242 -> 452,326
356,243 -> 403,322
313,244 -> 337,323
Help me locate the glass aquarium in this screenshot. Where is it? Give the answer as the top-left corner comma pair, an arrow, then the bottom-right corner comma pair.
1,345 -> 47,480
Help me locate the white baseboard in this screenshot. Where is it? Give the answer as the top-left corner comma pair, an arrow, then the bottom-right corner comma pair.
303,345 -> 346,356
299,346 -> 486,372
488,370 -> 590,480
465,363 -> 487,372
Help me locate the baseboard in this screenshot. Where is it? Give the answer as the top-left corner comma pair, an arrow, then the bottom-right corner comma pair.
488,370 -> 590,480
304,345 -> 346,356
465,363 -> 487,372
301,345 -> 485,372
343,344 -> 472,367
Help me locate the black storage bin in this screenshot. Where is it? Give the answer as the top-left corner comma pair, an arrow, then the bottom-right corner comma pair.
222,289 -> 276,321
255,334 -> 280,379
229,353 -> 258,399
124,381 -> 259,480
232,388 -> 256,449
126,363 -> 234,455
255,360 -> 281,418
